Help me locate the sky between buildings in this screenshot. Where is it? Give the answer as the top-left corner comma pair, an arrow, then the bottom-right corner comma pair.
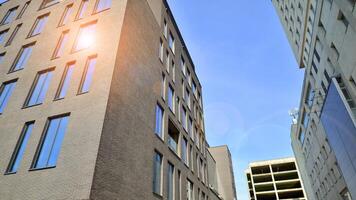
166,0 -> 304,199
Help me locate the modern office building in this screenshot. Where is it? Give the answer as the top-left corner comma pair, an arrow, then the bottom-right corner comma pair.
0,0 -> 234,199
209,145 -> 238,200
245,157 -> 307,200
272,0 -> 356,200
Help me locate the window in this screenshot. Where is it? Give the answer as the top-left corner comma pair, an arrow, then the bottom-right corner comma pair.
299,129 -> 305,143
28,14 -> 49,37
163,19 -> 168,38
181,106 -> 187,130
167,162 -> 174,200
40,0 -> 59,9
0,80 -> 17,114
181,57 -> 186,76
58,4 -> 73,26
33,114 -> 70,169
5,23 -> 22,46
168,85 -> 174,112
25,69 -> 54,107
185,88 -> 190,108
340,188 -> 352,200
166,51 -> 170,72
155,104 -> 164,138
55,62 -> 75,99
52,30 -> 69,58
76,0 -> 89,20
159,39 -> 163,62
94,0 -> 111,13
172,61 -> 176,82
6,122 -> 34,173
17,1 -> 31,20
181,137 -> 188,165
188,117 -> 193,138
161,74 -> 166,100
187,179 -> 194,200
74,22 -> 96,51
190,144 -> 194,170
79,56 -> 97,93
11,42 -> 35,72
168,32 -> 175,53
0,29 -> 8,45
337,11 -> 349,29
153,151 -> 162,195
0,52 -> 5,64
200,158 -> 204,181
168,120 -> 179,153
1,7 -> 18,25
192,81 -> 197,97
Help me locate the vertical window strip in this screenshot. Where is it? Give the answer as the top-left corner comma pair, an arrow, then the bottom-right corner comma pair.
33,114 -> 70,169
76,0 -> 89,20
1,7 -> 18,25
0,80 -> 17,113
167,162 -> 174,200
56,62 -> 75,99
29,14 -> 49,37
155,104 -> 164,137
0,29 -> 9,45
94,0 -> 111,13
11,42 -> 35,72
59,4 -> 73,26
17,1 -> 31,20
26,69 -> 54,107
6,122 -> 34,173
79,56 -> 97,93
152,151 -> 162,194
53,30 -> 69,58
5,23 -> 22,46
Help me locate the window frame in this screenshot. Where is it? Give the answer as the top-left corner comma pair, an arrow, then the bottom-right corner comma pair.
93,0 -> 111,14
78,55 -> 97,94
10,42 -> 36,73
55,61 -> 75,100
28,13 -> 50,37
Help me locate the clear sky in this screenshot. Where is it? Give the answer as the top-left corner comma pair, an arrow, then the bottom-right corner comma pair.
167,1 -> 304,199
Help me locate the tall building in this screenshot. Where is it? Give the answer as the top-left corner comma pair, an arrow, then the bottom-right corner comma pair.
0,0 -> 233,199
272,0 -> 356,200
209,145 -> 238,200
245,157 -> 307,200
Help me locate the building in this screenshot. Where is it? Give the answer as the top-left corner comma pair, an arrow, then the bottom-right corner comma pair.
209,145 -> 238,200
272,0 -> 356,200
245,157 -> 307,200
0,0 -> 233,199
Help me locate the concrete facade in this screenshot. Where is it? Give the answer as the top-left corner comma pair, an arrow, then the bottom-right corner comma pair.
246,157 -> 307,200
0,0 -> 231,199
272,0 -> 356,200
209,145 -> 238,200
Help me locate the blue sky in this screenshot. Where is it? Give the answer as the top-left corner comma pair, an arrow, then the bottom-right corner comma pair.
167,1 -> 304,199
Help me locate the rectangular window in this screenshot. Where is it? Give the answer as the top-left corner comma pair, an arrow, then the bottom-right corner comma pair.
190,144 -> 194,170
1,7 -> 18,25
6,122 -> 34,173
40,0 -> 59,9
159,39 -> 163,62
181,137 -> 188,165
187,180 -> 194,200
94,0 -> 111,13
52,30 -> 69,58
25,69 -> 54,107
181,57 -> 186,76
172,61 -> 176,82
0,52 -> 5,64
0,80 -> 17,114
185,88 -> 190,108
188,117 -> 193,138
168,120 -> 179,153
16,1 -> 31,20
79,56 -> 97,93
74,22 -> 96,51
6,24 -> 22,46
181,106 -> 187,130
11,42 -> 35,72
192,81 -> 197,97
28,14 -> 49,37
167,162 -> 175,200
0,29 -> 8,45
161,74 -> 166,100
168,85 -> 174,112
58,4 -> 73,26
168,32 -> 175,54
155,104 -> 164,138
153,151 -> 162,195
55,62 -> 75,99
33,114 -> 70,169
163,19 -> 168,38
76,0 -> 89,20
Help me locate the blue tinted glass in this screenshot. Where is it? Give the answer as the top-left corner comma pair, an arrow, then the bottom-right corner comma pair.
77,0 -> 88,19
81,58 -> 96,93
35,116 -> 69,168
0,53 -> 4,64
167,163 -> 174,200
32,16 -> 48,36
0,30 -> 8,44
96,0 -> 111,12
155,105 -> 163,136
3,9 -> 17,24
27,71 -> 53,106
8,123 -> 34,173
58,64 -> 74,99
55,33 -> 68,58
168,87 -> 173,110
14,45 -> 33,70
153,152 -> 162,194
0,81 -> 16,113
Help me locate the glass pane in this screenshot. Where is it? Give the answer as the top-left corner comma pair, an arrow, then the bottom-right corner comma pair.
8,123 -> 34,173
57,64 -> 74,99
61,5 -> 72,25
54,32 -> 69,58
81,57 -> 96,93
167,163 -> 174,200
75,23 -> 96,51
155,105 -> 163,137
0,30 -> 8,45
96,0 -> 111,12
14,45 -> 33,70
0,81 -> 16,113
77,0 -> 88,19
28,71 -> 53,106
47,116 -> 69,166
153,153 -> 162,194
32,15 -> 48,36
